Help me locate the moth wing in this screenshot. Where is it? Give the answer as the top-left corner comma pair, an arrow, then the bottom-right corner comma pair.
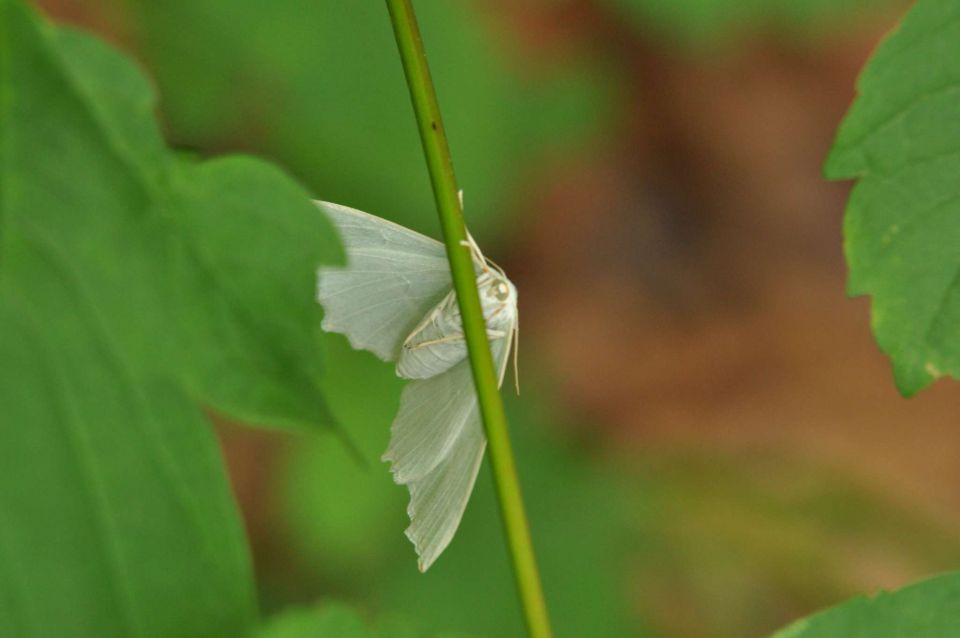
383,341 -> 477,484
316,201 -> 452,361
387,328 -> 513,571
406,405 -> 485,572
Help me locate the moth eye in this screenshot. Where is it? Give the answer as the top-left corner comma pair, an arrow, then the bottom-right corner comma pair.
494,282 -> 509,302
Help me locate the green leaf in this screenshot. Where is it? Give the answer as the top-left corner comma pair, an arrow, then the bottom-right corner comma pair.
826,0 -> 960,395
606,0 -> 896,48
0,0 -> 340,634
770,571 -> 960,637
0,281 -> 254,637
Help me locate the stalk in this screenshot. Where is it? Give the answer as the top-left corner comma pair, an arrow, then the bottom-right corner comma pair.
383,2 -> 553,637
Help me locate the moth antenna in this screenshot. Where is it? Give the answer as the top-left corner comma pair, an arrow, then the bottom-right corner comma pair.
460,232 -> 489,272
512,318 -> 520,395
486,257 -> 508,279
459,231 -> 509,281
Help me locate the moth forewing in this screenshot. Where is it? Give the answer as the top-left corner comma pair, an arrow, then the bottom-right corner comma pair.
315,201 -> 452,362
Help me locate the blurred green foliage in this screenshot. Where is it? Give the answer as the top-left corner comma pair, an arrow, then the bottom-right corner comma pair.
125,0 -> 611,239
258,602 -> 459,638
631,451 -> 960,637
275,342 -> 960,638
275,336 -> 646,638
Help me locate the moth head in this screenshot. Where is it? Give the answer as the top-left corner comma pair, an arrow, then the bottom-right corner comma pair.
484,275 -> 516,306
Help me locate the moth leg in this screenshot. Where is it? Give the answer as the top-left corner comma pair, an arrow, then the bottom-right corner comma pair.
401,292 -> 454,349
405,329 -> 506,352
512,319 -> 520,394
404,333 -> 466,352
486,303 -> 509,321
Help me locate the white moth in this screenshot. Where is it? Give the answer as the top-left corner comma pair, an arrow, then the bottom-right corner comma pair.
314,200 -> 518,572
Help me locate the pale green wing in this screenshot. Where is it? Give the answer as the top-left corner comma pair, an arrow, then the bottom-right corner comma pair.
387,329 -> 513,571
316,201 -> 452,361
383,341 -> 477,484
406,406 -> 485,572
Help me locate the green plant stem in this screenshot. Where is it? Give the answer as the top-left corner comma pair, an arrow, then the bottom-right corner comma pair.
384,2 -> 553,637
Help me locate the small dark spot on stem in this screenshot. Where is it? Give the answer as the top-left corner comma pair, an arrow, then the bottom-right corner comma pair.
430,121 -> 437,130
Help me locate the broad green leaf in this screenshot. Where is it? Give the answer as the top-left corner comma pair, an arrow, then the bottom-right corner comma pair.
0,272 -> 254,637
120,0 -> 610,238
826,0 -> 960,394
771,571 -> 960,637
607,0 -> 898,48
0,0 -> 340,635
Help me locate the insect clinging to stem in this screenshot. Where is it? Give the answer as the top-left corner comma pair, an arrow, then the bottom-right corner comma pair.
315,200 -> 519,571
